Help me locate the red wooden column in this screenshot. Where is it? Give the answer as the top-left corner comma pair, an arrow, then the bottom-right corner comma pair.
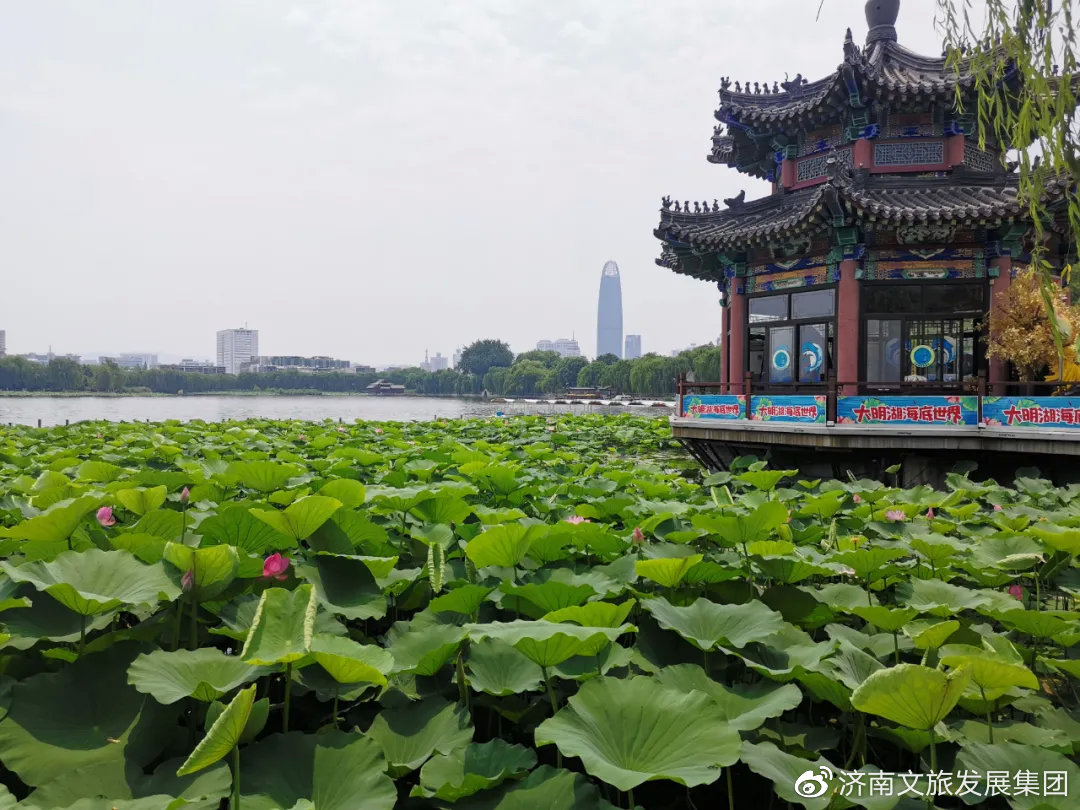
719,302 -> 729,391
728,282 -> 747,393
836,259 -> 860,395
988,255 -> 1013,392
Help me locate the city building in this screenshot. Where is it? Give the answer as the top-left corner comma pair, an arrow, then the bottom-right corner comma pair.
99,353 -> 158,369
159,359 -> 226,374
242,355 -> 350,373
535,338 -> 582,358
366,379 -> 406,395
624,334 -> 642,360
20,351 -> 81,365
216,328 -> 259,375
353,364 -> 376,374
596,261 -> 623,358
420,351 -> 449,372
452,348 -> 463,369
0,330 -> 6,357
653,1 -> 1072,395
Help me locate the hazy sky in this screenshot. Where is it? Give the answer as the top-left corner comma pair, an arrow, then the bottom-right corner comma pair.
1,1 -> 946,365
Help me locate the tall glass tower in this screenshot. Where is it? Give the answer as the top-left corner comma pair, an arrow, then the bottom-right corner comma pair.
596,260 -> 623,358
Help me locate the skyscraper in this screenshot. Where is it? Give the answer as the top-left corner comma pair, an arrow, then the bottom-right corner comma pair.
216,328 -> 259,375
0,330 -> 6,357
624,334 -> 642,360
596,260 -> 623,358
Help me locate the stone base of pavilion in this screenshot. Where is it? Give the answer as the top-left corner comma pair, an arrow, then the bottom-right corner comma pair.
671,416 -> 1080,486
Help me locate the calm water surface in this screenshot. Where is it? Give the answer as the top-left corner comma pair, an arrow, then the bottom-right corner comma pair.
0,395 -> 675,426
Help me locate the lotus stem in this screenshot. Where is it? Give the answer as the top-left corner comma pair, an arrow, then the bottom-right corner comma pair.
727,766 -> 735,810
627,788 -> 634,809
456,648 -> 471,711
332,685 -> 339,729
893,631 -> 899,665
928,727 -> 937,773
981,686 -> 994,743
79,613 -> 86,655
232,745 -> 240,809
283,662 -> 293,733
188,557 -> 198,650
542,667 -> 561,768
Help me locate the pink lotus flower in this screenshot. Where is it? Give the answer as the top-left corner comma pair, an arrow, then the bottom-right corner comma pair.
885,509 -> 906,522
262,553 -> 290,581
337,426 -> 347,432
565,515 -> 589,525
853,494 -> 862,504
632,527 -> 645,545
786,509 -> 792,523
96,506 -> 116,527
297,434 -> 307,441
1008,584 -> 1024,601
926,507 -> 935,520
180,487 -> 190,504
375,428 -> 383,434
181,569 -> 194,592
546,426 -> 556,432
993,504 -> 1003,512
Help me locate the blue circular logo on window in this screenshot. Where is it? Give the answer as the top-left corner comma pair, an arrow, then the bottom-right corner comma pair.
772,346 -> 791,370
801,341 -> 823,371
910,344 -> 936,368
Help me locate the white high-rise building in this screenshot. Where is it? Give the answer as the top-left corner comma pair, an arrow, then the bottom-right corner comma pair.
536,338 -> 581,358
624,334 -> 642,360
216,328 -> 259,375
0,330 -> 6,357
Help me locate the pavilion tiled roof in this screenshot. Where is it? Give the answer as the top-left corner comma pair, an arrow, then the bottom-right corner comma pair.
655,172 -> 1070,268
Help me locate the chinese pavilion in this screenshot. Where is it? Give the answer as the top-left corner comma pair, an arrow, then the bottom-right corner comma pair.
655,0 -> 1074,397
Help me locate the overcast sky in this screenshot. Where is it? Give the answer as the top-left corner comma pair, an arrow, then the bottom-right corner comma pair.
1,1 -> 947,366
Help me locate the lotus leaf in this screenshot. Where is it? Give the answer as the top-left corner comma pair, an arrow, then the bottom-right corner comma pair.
177,684 -> 256,776
851,663 -> 970,730
115,486 -> 168,516
240,584 -> 317,666
412,739 -> 536,801
643,595 -> 785,650
250,495 -> 342,543
465,620 -> 631,668
634,555 -> 703,587
465,525 -> 532,568
465,637 -> 544,696
128,648 -> 269,704
310,634 -> 393,685
366,697 -> 473,776
655,664 -> 803,730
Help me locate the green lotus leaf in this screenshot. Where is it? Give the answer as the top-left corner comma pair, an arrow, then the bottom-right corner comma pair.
0,643 -> 176,786
464,620 -> 631,668
316,479 -> 367,508
176,684 -> 255,776
295,554 -> 386,621
429,584 -> 493,617
77,461 -> 124,483
830,547 -> 907,583
114,486 -> 167,516
240,584 -> 317,666
895,577 -> 995,616
412,739 -> 536,801
0,495 -> 100,542
387,617 -> 467,676
447,764 -> 618,810
127,648 -> 269,704
997,608 -> 1076,640
1028,524 -> 1080,556
738,742 -> 839,810
408,492 -> 473,524
465,637 -> 544,696
224,461 -> 302,493
634,555 -> 703,588
0,588 -> 115,651
197,504 -> 292,554
162,542 -> 238,596
544,599 -> 636,628
643,596 -> 785,650
950,718 -> 1073,751
940,652 -> 1039,699
250,495 -> 342,543
905,619 -> 960,649
693,500 -> 788,546
499,580 -> 596,619
655,664 -> 803,730
0,549 -> 180,615
851,663 -> 971,730
535,675 -> 740,791
465,525 -> 532,568
108,532 -> 167,564
21,758 -> 230,810
366,697 -> 474,777
954,742 -> 1080,809
970,534 -> 1046,570
1043,656 -> 1080,680
135,509 -> 186,541
241,734 -> 401,807
846,605 -> 918,632
310,633 -> 393,685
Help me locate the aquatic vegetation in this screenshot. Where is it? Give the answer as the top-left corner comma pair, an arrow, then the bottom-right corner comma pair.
0,414 -> 1078,808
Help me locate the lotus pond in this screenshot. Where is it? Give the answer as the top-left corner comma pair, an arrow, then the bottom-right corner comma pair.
0,414 -> 1078,809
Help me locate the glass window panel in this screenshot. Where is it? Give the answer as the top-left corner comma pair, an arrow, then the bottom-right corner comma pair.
798,323 -> 828,383
748,294 -> 789,323
768,326 -> 795,384
940,320 -> 962,382
906,320 -> 942,382
748,327 -> 767,384
924,284 -> 984,313
862,285 -> 922,314
865,319 -> 902,382
791,289 -> 836,319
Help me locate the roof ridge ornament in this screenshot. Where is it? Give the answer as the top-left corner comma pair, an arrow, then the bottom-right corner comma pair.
865,0 -> 899,45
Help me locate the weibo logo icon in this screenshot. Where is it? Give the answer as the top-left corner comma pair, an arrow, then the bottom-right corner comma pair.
793,766 -> 834,799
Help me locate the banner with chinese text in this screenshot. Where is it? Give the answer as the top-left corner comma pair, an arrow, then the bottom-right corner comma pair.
681,394 -> 745,420
749,395 -> 826,423
983,397 -> 1080,428
836,396 -> 978,426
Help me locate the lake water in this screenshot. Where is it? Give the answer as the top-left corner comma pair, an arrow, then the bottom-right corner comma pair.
0,395 -> 675,426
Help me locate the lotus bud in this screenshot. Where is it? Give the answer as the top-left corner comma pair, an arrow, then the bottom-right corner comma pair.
853,494 -> 862,504
1008,584 -> 1024,601
926,507 -> 934,519
993,504 -> 1003,512
262,552 -> 290,581
632,527 -> 645,545
96,506 -> 116,527
180,487 -> 190,504
181,569 -> 194,592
